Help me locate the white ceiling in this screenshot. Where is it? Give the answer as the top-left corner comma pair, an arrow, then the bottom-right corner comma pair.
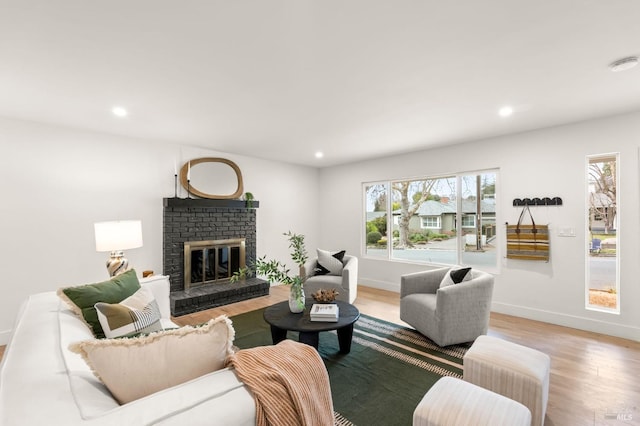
1,1 -> 639,167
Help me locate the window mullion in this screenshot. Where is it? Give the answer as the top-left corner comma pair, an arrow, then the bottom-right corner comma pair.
456,175 -> 462,264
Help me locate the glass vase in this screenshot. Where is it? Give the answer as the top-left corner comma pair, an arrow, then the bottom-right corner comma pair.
288,284 -> 305,313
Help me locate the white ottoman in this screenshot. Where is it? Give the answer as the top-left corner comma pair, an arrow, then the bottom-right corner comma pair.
463,335 -> 551,426
413,376 -> 531,426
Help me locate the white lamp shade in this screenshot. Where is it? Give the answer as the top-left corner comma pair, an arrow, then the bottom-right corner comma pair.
94,220 -> 143,252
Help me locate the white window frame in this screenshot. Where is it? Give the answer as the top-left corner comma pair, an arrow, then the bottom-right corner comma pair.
362,181 -> 391,259
362,169 -> 499,272
585,153 -> 620,314
421,216 -> 441,229
461,214 -> 476,228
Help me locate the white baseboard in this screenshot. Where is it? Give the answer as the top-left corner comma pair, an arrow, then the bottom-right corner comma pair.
0,329 -> 11,346
358,278 -> 399,293
358,279 -> 640,342
492,302 -> 640,342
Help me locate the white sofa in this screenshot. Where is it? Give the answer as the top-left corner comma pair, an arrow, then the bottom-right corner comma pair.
0,275 -> 256,426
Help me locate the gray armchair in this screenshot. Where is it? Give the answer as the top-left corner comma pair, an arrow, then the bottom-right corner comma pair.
303,255 -> 358,303
400,267 -> 494,346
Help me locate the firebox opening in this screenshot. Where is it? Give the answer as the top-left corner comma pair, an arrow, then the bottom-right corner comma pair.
184,238 -> 245,289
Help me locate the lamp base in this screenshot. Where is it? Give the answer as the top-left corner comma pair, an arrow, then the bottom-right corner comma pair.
106,250 -> 129,277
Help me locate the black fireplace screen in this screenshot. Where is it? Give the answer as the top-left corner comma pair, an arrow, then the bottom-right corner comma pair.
184,239 -> 245,289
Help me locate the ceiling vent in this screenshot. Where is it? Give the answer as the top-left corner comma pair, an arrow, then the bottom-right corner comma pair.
609,56 -> 638,72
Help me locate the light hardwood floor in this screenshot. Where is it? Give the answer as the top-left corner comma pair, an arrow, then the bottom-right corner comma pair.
2,285 -> 638,425
176,285 -> 640,426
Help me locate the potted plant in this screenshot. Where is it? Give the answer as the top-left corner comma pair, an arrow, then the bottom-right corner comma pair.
249,231 -> 308,313
243,192 -> 255,208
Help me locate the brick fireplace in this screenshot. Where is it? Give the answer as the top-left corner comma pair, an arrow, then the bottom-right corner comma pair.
163,198 -> 269,316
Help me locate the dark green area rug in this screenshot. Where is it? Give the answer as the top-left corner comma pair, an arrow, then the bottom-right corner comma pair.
230,308 -> 470,426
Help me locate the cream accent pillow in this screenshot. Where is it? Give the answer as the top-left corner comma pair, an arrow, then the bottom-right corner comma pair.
69,316 -> 235,404
95,286 -> 163,338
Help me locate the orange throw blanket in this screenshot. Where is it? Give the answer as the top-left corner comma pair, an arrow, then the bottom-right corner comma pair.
226,340 -> 334,426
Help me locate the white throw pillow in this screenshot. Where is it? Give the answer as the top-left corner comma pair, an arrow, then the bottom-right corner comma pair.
95,286 -> 163,338
439,267 -> 472,288
316,249 -> 346,276
69,316 -> 235,404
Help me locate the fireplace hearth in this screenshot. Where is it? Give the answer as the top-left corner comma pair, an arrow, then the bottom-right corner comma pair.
163,198 -> 269,316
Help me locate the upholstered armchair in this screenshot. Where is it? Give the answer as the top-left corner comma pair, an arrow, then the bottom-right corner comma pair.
400,267 -> 494,346
303,255 -> 358,303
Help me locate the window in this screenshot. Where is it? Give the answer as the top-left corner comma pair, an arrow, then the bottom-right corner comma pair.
421,216 -> 441,229
364,182 -> 389,258
460,172 -> 497,267
461,215 -> 476,228
363,170 -> 498,270
586,154 -> 619,312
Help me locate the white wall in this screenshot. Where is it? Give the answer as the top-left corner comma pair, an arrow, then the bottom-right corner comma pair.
318,111 -> 640,341
3,111 -> 639,343
0,117 -> 320,344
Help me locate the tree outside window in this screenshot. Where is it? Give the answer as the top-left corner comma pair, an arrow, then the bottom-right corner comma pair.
364,183 -> 388,258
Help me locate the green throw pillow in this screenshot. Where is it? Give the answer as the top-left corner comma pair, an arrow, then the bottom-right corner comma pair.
57,269 -> 141,338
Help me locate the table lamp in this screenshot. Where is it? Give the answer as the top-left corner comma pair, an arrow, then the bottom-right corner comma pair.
94,220 -> 143,277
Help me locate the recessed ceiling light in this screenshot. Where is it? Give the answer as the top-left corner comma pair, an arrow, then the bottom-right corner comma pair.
315,151 -> 324,159
112,106 -> 128,117
498,106 -> 513,117
609,56 -> 638,72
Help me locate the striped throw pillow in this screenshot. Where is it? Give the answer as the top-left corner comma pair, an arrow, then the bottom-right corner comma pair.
95,286 -> 163,338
